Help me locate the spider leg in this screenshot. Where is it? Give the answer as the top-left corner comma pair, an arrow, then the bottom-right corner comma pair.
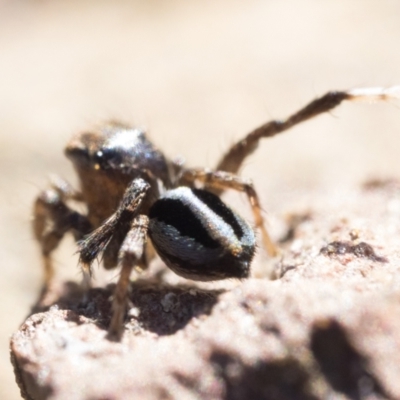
33,177 -> 91,286
78,178 -> 150,278
48,175 -> 85,202
180,168 -> 277,257
108,215 -> 149,340
216,85 -> 400,174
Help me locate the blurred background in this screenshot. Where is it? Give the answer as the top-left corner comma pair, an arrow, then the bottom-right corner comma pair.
1,0 -> 400,398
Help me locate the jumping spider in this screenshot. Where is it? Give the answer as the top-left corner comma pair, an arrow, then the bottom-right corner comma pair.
33,86 -> 399,338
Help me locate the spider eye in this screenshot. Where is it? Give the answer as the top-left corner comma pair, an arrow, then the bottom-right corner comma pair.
148,187 -> 255,281
93,147 -> 123,170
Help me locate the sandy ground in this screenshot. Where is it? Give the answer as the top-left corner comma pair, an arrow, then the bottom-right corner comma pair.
1,1 -> 400,398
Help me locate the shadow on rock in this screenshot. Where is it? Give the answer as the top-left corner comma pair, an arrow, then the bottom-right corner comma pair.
29,279 -> 223,336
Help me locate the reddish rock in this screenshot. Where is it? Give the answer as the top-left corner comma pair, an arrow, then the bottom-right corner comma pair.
10,180 -> 400,399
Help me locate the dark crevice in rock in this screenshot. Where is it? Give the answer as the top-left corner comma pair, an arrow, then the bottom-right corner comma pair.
310,320 -> 387,400
210,351 -> 317,400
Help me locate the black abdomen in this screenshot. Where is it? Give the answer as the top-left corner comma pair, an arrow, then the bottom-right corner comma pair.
148,187 -> 256,281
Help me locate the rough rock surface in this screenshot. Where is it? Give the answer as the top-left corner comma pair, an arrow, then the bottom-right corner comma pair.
10,179 -> 400,400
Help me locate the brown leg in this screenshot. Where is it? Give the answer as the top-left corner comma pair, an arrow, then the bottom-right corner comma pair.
216,86 -> 400,174
108,215 -> 149,340
48,175 -> 84,201
180,168 -> 277,257
33,183 -> 91,287
78,178 -> 150,276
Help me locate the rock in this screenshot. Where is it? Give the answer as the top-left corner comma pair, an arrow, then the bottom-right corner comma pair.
10,180 -> 400,399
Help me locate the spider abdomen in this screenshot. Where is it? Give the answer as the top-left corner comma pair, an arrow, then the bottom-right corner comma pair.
148,187 -> 256,281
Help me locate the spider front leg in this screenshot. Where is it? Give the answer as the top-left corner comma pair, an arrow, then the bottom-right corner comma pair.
77,178 -> 150,337
108,215 -> 149,340
180,168 -> 277,257
33,177 -> 92,286
78,178 -> 150,277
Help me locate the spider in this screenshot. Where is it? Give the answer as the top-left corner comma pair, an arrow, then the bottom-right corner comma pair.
33,86 -> 399,339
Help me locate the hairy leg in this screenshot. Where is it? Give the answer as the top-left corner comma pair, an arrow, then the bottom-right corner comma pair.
108,215 -> 149,340
180,168 -> 277,257
216,86 -> 400,174
78,178 -> 150,277
33,178 -> 91,286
